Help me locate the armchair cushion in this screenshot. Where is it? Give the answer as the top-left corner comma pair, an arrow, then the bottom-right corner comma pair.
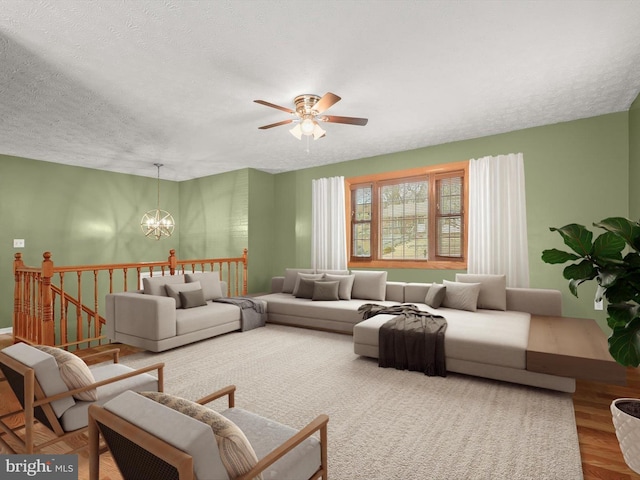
2,343 -> 75,417
103,390 -> 228,480
140,391 -> 261,480
35,346 -> 97,401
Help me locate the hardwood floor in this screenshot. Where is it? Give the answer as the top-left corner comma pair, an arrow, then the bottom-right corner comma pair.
0,335 -> 639,479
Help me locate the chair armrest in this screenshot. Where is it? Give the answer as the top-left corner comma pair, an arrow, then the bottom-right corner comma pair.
79,348 -> 120,364
33,362 -> 165,407
236,414 -> 329,480
196,385 -> 236,408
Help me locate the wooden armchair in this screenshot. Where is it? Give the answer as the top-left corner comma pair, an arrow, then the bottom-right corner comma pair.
0,342 -> 164,454
89,385 -> 328,480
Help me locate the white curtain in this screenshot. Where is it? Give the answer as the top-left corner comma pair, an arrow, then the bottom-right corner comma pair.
468,153 -> 530,287
312,176 -> 347,270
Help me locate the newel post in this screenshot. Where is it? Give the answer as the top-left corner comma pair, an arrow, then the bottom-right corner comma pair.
168,249 -> 177,275
13,253 -> 25,342
41,252 -> 55,346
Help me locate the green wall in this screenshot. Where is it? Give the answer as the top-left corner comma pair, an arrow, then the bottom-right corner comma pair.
0,155 -> 180,328
271,112 -> 630,329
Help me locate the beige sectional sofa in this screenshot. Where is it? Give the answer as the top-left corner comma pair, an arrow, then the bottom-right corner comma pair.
106,273 -> 250,352
255,270 -> 576,392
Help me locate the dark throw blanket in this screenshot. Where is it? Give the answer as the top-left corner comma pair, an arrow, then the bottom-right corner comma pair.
358,304 -> 447,377
213,297 -> 266,331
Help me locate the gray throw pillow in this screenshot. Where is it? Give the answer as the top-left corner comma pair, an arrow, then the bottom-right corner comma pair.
425,284 -> 446,308
323,274 -> 355,300
282,268 -> 316,293
165,282 -> 202,309
179,289 -> 207,309
312,281 -> 340,301
185,273 -> 223,300
455,273 -> 507,311
351,270 -> 388,301
292,273 -> 324,296
442,280 -> 481,312
294,278 -> 316,299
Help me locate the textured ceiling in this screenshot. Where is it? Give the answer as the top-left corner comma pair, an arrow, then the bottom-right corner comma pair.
1,1 -> 640,181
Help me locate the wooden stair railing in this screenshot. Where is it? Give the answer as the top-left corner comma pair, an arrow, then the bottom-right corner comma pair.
13,249 -> 248,350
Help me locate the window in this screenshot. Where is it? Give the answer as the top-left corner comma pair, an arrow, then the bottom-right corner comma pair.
346,161 -> 468,269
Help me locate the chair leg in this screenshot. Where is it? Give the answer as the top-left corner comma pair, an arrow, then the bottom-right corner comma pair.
88,413 -> 100,480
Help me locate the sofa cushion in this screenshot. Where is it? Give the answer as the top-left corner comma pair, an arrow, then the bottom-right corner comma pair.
351,270 -> 388,301
140,391 -> 261,480
143,275 -> 185,296
442,280 -> 481,312
456,274 -> 507,311
35,346 -> 97,401
294,278 -> 316,299
180,289 -> 207,309
425,284 -> 446,308
185,273 -> 223,301
282,269 -> 316,294
312,281 -> 340,301
323,274 -> 355,300
166,282 -> 202,309
292,273 -> 324,297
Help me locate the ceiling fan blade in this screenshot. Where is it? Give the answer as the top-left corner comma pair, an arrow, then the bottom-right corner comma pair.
319,115 -> 368,126
254,99 -> 295,115
258,119 -> 294,130
313,92 -> 341,114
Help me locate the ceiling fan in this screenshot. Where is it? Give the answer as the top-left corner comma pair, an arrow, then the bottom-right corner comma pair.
254,92 -> 368,140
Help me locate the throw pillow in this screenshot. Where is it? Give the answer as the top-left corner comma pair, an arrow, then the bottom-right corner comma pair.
292,273 -> 324,297
142,275 -> 186,296
34,345 -> 97,401
165,282 -> 202,309
139,392 -> 261,480
294,278 -> 316,299
425,284 -> 446,308
185,273 -> 223,300
351,270 -> 388,301
323,274 -> 355,300
312,280 -> 340,301
282,268 -> 315,294
180,289 -> 207,309
455,273 -> 507,311
442,280 -> 481,312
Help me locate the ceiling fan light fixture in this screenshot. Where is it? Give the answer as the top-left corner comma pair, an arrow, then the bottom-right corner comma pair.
300,116 -> 316,135
312,123 -> 326,140
289,124 -> 303,140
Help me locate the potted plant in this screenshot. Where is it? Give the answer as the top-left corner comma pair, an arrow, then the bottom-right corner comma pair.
541,217 -> 640,473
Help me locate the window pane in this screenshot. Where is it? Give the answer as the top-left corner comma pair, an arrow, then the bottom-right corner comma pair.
380,179 -> 428,260
354,186 -> 372,221
352,223 -> 370,257
436,176 -> 463,258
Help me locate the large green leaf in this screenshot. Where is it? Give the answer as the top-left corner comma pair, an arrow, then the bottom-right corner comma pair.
549,224 -> 593,256
607,303 -> 637,329
591,231 -> 625,261
595,217 -> 640,252
541,248 -> 580,264
563,260 -> 597,281
608,316 -> 640,367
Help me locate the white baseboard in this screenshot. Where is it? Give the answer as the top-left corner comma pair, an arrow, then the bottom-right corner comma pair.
0,327 -> 13,335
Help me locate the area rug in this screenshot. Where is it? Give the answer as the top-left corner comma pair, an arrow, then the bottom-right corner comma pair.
121,325 -> 583,480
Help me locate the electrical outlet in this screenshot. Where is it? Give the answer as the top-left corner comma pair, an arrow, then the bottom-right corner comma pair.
594,298 -> 604,311
13,239 -> 25,248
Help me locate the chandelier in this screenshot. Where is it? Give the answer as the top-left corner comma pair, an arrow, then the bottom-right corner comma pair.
140,163 -> 175,240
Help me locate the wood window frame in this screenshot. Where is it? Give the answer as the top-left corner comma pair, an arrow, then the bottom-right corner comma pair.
345,160 -> 469,270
